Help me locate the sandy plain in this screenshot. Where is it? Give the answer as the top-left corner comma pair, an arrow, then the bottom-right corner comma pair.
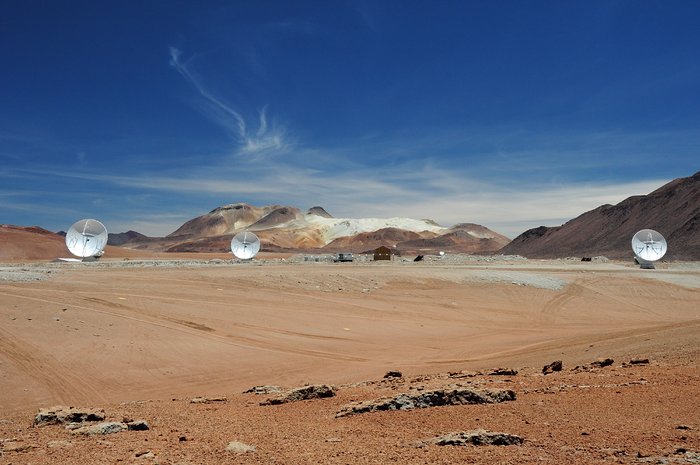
1,255 -> 699,464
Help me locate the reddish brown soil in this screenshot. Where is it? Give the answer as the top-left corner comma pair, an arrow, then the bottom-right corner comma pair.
1,252 -> 698,464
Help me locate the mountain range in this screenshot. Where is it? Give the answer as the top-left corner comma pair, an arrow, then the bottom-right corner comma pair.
2,171 -> 697,261
117,204 -> 510,254
500,171 -> 699,260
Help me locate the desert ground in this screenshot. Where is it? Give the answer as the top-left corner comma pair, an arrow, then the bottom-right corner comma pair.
1,254 -> 698,464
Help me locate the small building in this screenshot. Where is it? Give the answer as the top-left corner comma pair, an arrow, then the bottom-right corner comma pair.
374,246 -> 392,261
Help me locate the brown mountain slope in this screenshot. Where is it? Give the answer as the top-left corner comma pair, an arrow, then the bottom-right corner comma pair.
499,171 -> 700,259
0,225 -> 153,261
248,206 -> 303,230
322,227 -> 430,252
167,203 -> 278,237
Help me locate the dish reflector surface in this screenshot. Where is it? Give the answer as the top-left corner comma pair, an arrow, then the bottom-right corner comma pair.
231,231 -> 260,259
631,229 -> 667,262
66,219 -> 108,258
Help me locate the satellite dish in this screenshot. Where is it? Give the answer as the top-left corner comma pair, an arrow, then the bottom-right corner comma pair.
631,229 -> 667,269
231,231 -> 260,260
65,219 -> 108,258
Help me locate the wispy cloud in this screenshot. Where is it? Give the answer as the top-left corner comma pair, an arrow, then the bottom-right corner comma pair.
23,165 -> 669,238
168,47 -> 291,157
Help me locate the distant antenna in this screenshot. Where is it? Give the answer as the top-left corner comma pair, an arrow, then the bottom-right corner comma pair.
231,231 -> 260,260
631,229 -> 667,269
65,219 -> 108,259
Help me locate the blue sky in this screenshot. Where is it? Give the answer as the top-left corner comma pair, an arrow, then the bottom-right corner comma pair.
1,1 -> 698,238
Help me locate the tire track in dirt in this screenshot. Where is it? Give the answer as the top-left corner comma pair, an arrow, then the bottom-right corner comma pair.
0,289 -> 368,363
0,327 -> 108,404
539,280 -> 589,322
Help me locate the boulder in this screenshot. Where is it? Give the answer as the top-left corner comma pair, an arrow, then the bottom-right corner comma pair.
336,387 -> 516,417
243,385 -> 283,395
432,429 -> 523,446
71,421 -> 127,435
34,406 -> 105,426
261,384 -> 335,405
590,357 -> 614,368
488,368 -> 518,376
127,420 -> 150,431
542,360 -> 563,374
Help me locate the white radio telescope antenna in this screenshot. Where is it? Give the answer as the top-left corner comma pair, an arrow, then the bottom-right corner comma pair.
631,229 -> 667,269
231,231 -> 260,260
65,219 -> 108,259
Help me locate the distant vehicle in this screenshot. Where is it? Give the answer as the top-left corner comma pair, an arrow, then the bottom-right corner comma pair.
333,253 -> 354,262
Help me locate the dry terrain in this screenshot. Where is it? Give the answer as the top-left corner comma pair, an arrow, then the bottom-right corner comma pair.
1,255 -> 698,464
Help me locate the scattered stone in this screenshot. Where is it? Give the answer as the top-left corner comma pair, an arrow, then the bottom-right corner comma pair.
630,358 -> 650,365
326,437 -> 342,443
46,440 -> 73,449
336,387 -> 516,417
591,357 -> 614,368
488,368 -> 518,376
448,370 -> 477,379
542,360 -> 563,374
261,384 -> 336,405
190,396 -> 227,404
676,425 -> 691,430
71,421 -> 128,435
34,406 -> 106,426
243,385 -> 283,395
429,429 -> 523,447
383,370 -> 403,379
226,440 -> 256,453
2,441 -> 37,452
127,420 -> 150,431
135,450 -> 155,459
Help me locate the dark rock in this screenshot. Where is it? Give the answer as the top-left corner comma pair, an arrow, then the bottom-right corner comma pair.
431,429 -> 523,446
591,358 -> 614,368
336,387 -> 516,417
383,371 -> 403,379
630,358 -> 650,365
127,420 -> 150,431
542,360 -> 563,374
261,384 -> 336,405
34,406 -> 105,426
488,368 -> 518,376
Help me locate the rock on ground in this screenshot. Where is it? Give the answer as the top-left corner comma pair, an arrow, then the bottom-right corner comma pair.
226,440 -> 256,453
244,385 -> 283,395
336,387 -> 516,417
34,406 -> 105,426
590,357 -> 614,368
71,421 -> 127,435
430,429 -> 524,446
190,396 -> 227,404
260,384 -> 335,405
542,360 -> 563,374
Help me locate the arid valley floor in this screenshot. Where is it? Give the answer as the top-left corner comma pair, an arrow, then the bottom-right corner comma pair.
1,255 -> 698,464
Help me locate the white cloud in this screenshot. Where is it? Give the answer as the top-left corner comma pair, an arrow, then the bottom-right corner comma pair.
26,165 -> 669,238
169,47 -> 292,157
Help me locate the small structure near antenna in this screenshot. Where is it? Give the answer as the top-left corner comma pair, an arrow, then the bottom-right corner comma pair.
231,231 -> 260,260
65,219 -> 108,260
631,229 -> 667,269
374,246 -> 391,261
